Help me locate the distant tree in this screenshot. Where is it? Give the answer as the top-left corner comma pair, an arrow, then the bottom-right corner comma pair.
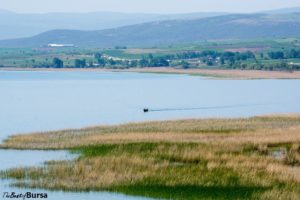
149,57 -> 169,67
97,58 -> 106,67
287,49 -> 300,58
268,51 -> 284,59
129,60 -> 138,67
220,57 -> 225,65
139,58 -> 149,67
108,59 -> 116,66
180,60 -> 190,69
148,54 -> 154,60
207,60 -> 214,66
238,51 -> 255,60
222,51 -> 235,59
260,53 -> 264,59
88,61 -> 94,68
94,53 -> 103,60
228,57 -> 236,66
52,58 -> 64,68
74,59 -> 86,68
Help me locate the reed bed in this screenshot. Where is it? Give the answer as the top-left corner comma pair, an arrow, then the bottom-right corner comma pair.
1,115 -> 300,199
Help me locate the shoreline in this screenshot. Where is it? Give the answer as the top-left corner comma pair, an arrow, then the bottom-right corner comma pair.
1,67 -> 300,79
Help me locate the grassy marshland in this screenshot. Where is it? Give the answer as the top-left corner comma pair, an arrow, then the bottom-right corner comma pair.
1,115 -> 300,199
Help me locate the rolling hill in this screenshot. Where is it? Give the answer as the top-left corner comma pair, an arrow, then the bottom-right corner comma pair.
0,12 -> 300,48
0,10 -> 226,40
263,7 -> 300,14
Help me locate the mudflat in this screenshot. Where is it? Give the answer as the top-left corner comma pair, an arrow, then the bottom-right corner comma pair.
2,67 -> 300,79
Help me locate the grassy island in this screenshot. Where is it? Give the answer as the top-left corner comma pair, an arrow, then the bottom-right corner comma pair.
1,115 -> 300,200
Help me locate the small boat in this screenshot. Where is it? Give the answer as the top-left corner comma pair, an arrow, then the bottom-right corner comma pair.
143,108 -> 149,113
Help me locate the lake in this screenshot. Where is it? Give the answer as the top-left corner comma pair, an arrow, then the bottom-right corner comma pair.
0,70 -> 300,200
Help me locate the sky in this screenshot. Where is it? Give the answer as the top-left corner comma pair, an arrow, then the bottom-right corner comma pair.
0,0 -> 299,14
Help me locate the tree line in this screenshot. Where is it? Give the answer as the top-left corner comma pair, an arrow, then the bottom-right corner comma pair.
32,49 -> 300,71
268,49 -> 300,59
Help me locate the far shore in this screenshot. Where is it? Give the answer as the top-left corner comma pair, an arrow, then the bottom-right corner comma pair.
1,67 -> 300,79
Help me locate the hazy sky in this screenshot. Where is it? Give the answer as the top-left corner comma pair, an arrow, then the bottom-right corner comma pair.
0,0 -> 300,14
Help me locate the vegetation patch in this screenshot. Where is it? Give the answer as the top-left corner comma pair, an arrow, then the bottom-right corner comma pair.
114,184 -> 269,200
1,38 -> 300,73
1,115 -> 300,199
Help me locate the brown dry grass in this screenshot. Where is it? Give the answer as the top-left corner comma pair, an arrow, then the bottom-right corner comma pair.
2,116 -> 300,149
126,67 -> 300,79
1,115 -> 300,199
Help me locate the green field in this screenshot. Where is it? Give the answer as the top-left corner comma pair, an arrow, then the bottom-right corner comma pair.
1,38 -> 300,70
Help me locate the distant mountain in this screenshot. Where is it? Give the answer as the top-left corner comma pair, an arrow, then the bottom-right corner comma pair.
1,12 -> 299,48
0,9 -> 14,14
0,11 -> 226,40
263,7 -> 300,14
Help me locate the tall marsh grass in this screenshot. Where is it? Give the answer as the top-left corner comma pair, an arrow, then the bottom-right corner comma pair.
1,115 -> 300,199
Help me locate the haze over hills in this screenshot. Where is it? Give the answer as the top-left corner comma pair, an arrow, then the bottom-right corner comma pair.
0,6 -> 299,40
262,7 -> 300,14
1,12 -> 300,48
0,10 -> 226,40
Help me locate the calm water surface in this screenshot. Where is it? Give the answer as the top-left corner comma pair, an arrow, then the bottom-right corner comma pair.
0,71 -> 300,199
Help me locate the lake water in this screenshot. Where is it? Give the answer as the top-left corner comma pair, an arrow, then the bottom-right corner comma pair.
0,70 -> 300,200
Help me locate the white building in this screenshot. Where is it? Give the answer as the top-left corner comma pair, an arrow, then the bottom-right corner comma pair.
48,44 -> 75,47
